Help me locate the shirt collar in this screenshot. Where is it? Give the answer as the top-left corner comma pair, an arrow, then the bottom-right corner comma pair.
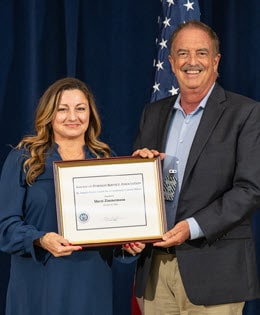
174,83 -> 215,113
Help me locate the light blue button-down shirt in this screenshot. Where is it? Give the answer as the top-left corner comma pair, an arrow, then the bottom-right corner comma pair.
163,84 -> 214,239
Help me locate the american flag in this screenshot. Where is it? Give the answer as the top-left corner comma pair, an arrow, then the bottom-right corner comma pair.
151,0 -> 201,102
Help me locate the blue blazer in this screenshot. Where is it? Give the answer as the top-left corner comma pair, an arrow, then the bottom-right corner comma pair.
133,82 -> 260,305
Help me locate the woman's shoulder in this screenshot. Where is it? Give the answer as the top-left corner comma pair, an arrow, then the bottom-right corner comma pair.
3,146 -> 29,164
0,147 -> 29,185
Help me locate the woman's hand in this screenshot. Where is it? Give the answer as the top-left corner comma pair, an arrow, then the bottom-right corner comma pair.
36,232 -> 82,257
132,148 -> 165,160
122,242 -> 146,256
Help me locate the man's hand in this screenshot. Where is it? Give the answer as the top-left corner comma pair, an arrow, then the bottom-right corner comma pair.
132,148 -> 165,160
154,220 -> 190,247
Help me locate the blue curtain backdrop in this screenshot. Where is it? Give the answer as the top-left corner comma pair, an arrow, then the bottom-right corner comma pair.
0,1 -> 260,314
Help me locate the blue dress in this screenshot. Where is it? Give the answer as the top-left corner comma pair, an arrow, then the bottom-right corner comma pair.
0,145 -> 135,315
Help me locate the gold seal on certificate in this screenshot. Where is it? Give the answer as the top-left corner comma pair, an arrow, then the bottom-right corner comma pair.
53,156 -> 166,246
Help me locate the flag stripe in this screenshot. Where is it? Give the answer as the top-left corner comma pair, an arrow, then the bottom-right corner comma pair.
151,0 -> 201,102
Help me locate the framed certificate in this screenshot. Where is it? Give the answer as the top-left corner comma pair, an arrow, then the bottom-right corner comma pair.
53,156 -> 166,246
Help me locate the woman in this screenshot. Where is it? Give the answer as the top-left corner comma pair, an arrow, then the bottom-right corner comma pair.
0,77 -> 143,315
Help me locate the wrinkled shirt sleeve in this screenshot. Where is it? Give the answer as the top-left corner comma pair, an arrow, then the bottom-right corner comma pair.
0,149 -> 50,264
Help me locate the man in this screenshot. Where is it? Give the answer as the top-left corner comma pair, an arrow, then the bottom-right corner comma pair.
133,20 -> 260,315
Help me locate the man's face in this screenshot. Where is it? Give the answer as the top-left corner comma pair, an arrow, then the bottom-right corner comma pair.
168,27 -> 221,95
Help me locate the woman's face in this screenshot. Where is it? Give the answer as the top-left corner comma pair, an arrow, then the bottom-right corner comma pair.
52,89 -> 90,142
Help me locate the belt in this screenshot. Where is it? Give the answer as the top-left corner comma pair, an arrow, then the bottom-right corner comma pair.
154,246 -> 176,255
